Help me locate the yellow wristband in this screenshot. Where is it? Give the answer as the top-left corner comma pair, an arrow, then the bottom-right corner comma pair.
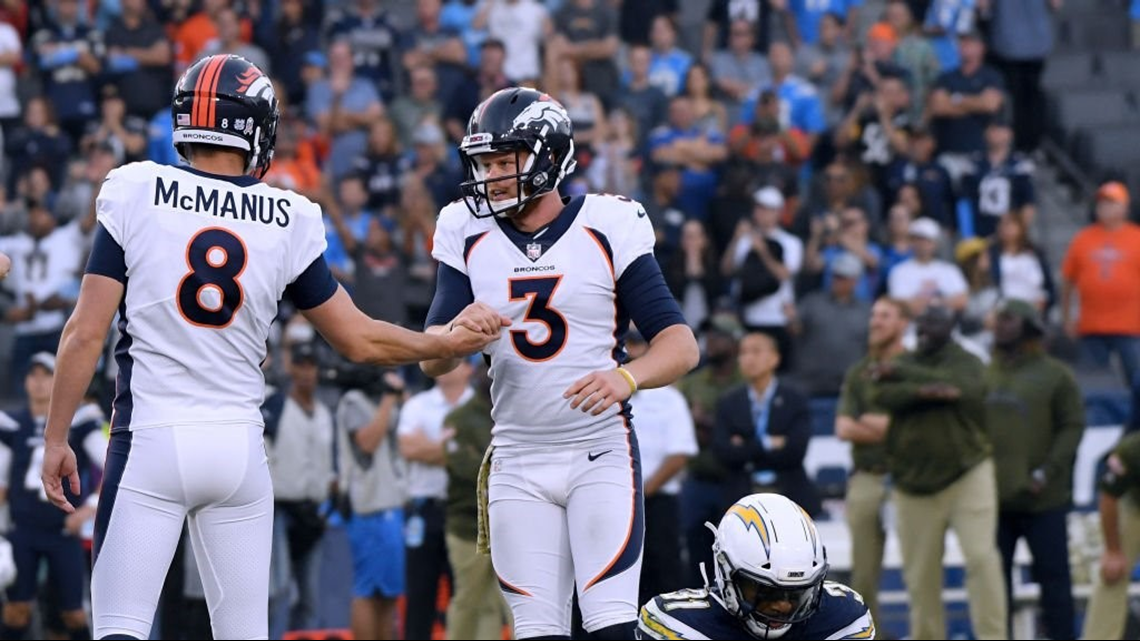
616,367 -> 638,394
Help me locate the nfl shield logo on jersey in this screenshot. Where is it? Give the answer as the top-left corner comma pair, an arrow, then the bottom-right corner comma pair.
526,243 -> 542,260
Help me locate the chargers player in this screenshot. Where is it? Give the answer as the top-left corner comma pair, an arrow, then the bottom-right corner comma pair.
420,87 -> 701,640
637,493 -> 875,640
38,54 -> 501,641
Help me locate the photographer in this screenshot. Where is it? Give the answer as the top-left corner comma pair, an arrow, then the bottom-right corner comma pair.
333,365 -> 409,641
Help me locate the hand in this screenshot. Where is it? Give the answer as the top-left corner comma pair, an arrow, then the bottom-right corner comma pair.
41,442 -> 80,514
451,301 -> 511,336
444,324 -> 501,358
563,369 -> 635,416
330,73 -> 351,96
766,435 -> 786,450
0,251 -> 9,280
382,371 -> 406,394
918,383 -> 961,400
1101,549 -> 1129,584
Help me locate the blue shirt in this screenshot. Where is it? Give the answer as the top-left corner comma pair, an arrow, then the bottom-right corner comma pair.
739,76 -> 827,134
924,0 -> 977,72
790,0 -> 861,45
648,48 -> 693,97
748,381 -> 779,486
323,211 -> 372,274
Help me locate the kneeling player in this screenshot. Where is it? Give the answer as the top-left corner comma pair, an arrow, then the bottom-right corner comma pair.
637,493 -> 875,640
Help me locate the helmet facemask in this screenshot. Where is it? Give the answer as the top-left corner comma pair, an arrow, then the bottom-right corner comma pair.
459,133 -> 575,220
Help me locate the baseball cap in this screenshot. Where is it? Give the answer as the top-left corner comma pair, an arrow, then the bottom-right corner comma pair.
29,352 -> 56,373
752,186 -> 785,210
290,342 -> 319,364
867,22 -> 898,45
998,298 -> 1045,335
955,237 -> 989,264
831,252 -> 864,279
908,217 -> 941,241
303,51 -> 327,69
1097,181 -> 1130,206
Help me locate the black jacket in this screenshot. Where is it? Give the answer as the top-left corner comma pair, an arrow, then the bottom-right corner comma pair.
712,381 -> 822,516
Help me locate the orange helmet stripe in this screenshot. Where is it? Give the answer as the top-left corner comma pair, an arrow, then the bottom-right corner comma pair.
193,55 -> 226,127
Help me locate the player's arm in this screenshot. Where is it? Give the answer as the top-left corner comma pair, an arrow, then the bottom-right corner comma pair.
43,225 -> 126,512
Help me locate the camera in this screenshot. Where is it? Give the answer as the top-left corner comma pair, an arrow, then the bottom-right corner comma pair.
320,361 -> 395,397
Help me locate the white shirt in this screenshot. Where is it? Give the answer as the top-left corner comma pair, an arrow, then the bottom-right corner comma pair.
0,24 -> 20,118
631,385 -> 698,496
999,251 -> 1046,306
887,257 -> 968,301
487,0 -> 548,81
733,228 -> 803,327
397,385 -> 474,499
267,396 -> 335,502
0,221 -> 87,337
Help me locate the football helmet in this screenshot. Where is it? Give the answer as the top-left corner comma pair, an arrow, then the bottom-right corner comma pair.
458,87 -> 576,218
708,493 -> 829,638
171,54 -> 279,178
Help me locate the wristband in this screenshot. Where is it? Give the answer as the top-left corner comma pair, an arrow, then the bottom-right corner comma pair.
616,367 -> 638,395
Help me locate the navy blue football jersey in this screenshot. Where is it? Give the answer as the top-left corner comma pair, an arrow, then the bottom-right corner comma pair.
962,152 -> 1035,238
637,582 -> 875,640
0,404 -> 107,531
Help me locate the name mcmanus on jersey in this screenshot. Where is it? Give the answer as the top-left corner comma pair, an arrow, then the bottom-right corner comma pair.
154,176 -> 291,228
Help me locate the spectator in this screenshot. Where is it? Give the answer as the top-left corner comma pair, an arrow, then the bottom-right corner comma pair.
55,141 -> 118,225
618,45 -> 670,150
704,0 -> 774,61
406,121 -> 461,212
792,159 -> 878,252
443,39 -> 511,145
955,237 -> 999,351
644,163 -> 686,262
1062,181 -> 1140,434
388,65 -> 443,150
740,42 -> 827,151
647,14 -> 693,97
306,39 -> 385,181
402,0 -> 468,106
586,108 -> 640,198
663,219 -> 723,329
804,205 -> 883,302
323,173 -> 375,286
548,58 -> 607,166
549,0 -> 621,109
618,0 -> 678,46
103,0 -> 173,119
81,85 -> 149,164
987,299 -> 1084,641
835,73 -> 911,204
928,28 -> 1005,184
199,6 -> 270,73
5,97 -> 73,193
793,11 -> 851,126
348,216 -> 411,328
988,211 -> 1054,312
880,202 -> 916,285
886,126 -> 956,230
985,0 -> 1059,153
325,0 -> 404,101
887,217 -> 968,315
723,187 -> 803,364
335,368 -> 408,641
832,22 -> 911,118
960,115 -> 1035,238
677,313 -> 743,586
394,177 -> 440,327
478,0 -> 550,85
263,342 -> 336,633
885,0 -> 940,121
260,0 -> 321,106
648,95 -> 728,220
868,304 -> 1006,640
835,296 -> 910,629
0,16 -> 19,135
791,252 -> 872,397
30,0 -> 103,146
709,20 -> 772,119
626,329 -> 699,606
923,0 -> 977,73
173,0 -> 252,74
776,0 -> 862,49
397,361 -> 474,640
354,116 -> 410,217
262,115 -> 323,201
713,331 -> 822,516
1080,430 -> 1140,639
684,63 -> 728,136
441,361 -> 510,640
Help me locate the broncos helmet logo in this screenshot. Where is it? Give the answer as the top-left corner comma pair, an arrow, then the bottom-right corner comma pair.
729,503 -> 772,557
236,67 -> 275,102
511,98 -> 569,135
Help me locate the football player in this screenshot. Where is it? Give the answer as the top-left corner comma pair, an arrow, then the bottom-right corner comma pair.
420,87 -> 700,640
637,493 -> 876,640
38,54 -> 501,641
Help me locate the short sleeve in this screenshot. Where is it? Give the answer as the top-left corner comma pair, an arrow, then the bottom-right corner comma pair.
288,199 -> 329,284
431,203 -> 472,275
395,394 -> 423,437
96,166 -> 131,246
610,198 -> 656,279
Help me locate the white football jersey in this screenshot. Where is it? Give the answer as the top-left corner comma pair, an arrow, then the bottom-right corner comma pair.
433,194 -> 656,447
95,161 -> 327,432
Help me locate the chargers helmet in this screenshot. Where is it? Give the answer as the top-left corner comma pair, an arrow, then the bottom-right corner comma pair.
458,87 -> 577,218
708,493 -> 829,638
171,54 -> 279,178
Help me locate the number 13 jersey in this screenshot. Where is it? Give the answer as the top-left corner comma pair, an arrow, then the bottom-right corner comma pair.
431,194 -> 685,448
92,161 -> 331,433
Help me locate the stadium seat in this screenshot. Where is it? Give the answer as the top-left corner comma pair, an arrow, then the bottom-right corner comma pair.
1041,52 -> 1099,93
1057,14 -> 1131,51
1078,125 -> 1140,173
814,465 -> 849,501
1100,51 -> 1140,90
1051,90 -> 1138,153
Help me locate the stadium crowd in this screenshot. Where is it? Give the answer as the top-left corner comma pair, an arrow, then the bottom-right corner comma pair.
0,0 -> 1138,639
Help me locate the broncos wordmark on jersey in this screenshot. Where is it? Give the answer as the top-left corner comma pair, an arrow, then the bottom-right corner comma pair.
637,583 -> 875,640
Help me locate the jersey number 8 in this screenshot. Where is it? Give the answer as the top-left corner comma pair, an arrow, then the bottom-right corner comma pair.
177,227 -> 248,328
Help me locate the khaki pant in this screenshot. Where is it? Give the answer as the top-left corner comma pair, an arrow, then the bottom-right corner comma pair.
446,532 -> 512,640
1081,495 -> 1140,640
845,471 -> 888,627
894,459 -> 1007,640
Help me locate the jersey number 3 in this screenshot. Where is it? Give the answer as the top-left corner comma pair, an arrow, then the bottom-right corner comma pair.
177,227 -> 248,328
509,276 -> 567,362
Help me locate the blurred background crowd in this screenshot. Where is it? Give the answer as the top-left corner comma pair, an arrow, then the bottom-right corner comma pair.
1,0 -> 1140,638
